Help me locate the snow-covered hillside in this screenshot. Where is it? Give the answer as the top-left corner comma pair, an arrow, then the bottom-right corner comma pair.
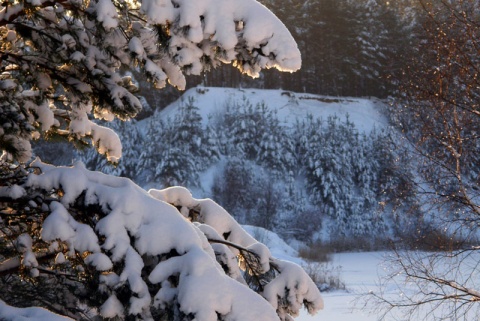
148,86 -> 388,132
75,86 -> 407,246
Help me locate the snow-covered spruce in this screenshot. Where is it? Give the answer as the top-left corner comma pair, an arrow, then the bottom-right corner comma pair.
22,159 -> 322,320
0,0 -> 300,164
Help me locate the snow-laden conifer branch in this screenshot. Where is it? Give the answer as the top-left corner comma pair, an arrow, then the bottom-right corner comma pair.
0,0 -> 301,163
149,186 -> 324,320
0,159 -> 321,320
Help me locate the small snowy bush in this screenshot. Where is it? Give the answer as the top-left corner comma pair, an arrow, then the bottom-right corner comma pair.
301,261 -> 345,292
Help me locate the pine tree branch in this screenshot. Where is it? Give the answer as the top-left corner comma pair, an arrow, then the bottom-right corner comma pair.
206,238 -> 256,255
207,238 -> 276,292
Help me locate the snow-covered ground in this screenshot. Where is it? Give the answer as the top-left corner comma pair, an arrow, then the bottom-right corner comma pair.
298,252 -> 387,321
252,225 -> 480,321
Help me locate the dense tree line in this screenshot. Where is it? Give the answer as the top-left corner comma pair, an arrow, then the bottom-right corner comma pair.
382,0 -> 480,243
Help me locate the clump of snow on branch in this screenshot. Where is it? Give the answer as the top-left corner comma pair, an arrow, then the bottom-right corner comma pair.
95,0 -> 119,30
16,234 -> 39,277
0,184 -> 26,199
21,159 -> 321,320
138,0 -> 301,77
68,104 -> 122,162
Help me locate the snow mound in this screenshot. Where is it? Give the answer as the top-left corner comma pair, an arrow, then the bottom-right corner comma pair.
149,186 -> 324,319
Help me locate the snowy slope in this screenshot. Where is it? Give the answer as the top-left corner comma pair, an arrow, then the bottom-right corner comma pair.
133,86 -> 393,241
150,86 -> 387,132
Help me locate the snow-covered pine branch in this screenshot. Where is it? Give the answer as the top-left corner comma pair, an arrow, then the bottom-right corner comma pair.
0,0 -> 300,163
149,186 -> 323,319
0,158 -> 322,320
